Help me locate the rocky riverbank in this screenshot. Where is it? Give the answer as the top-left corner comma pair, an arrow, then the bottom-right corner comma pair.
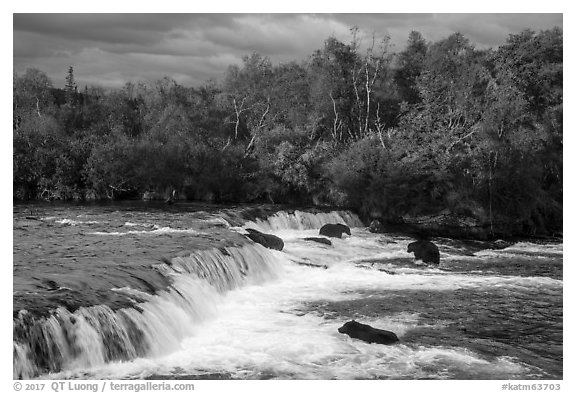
366,212 -> 562,243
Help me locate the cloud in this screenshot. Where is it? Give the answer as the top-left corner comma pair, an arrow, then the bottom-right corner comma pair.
329,13 -> 563,49
13,13 -> 563,89
433,13 -> 563,47
14,14 -> 194,44
201,14 -> 349,57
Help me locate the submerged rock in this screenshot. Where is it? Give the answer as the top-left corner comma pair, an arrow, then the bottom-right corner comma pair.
338,320 -> 399,345
303,237 -> 332,246
244,228 -> 284,251
407,240 -> 440,265
319,223 -> 351,238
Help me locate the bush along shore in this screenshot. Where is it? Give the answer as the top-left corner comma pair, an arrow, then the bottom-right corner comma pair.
14,28 -> 562,240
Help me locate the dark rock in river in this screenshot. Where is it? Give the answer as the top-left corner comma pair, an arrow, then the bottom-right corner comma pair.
41,279 -> 59,291
319,223 -> 351,238
407,240 -> 440,265
303,237 -> 332,246
492,239 -> 513,250
244,228 -> 284,251
338,320 -> 399,345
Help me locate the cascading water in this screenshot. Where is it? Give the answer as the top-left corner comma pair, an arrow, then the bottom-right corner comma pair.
243,210 -> 364,232
13,204 -> 563,380
13,241 -> 282,379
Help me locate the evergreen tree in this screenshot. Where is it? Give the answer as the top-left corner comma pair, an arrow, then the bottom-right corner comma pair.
395,31 -> 428,104
65,66 -> 77,106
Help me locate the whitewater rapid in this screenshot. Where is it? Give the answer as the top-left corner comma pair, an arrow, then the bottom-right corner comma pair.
13,205 -> 563,380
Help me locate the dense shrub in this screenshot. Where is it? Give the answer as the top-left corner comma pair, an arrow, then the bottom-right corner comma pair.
13,28 -> 562,236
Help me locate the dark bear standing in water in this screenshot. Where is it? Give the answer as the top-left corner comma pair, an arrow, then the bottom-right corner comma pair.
319,223 -> 351,238
407,240 -> 440,265
338,320 -> 399,345
244,228 -> 284,251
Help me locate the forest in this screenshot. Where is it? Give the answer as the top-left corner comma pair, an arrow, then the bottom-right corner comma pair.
13,28 -> 562,238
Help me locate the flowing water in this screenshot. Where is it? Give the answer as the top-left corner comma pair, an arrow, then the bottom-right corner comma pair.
13,203 -> 563,380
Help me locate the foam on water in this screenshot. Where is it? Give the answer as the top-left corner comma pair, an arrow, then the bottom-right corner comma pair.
123,222 -> 149,227
43,256 -> 540,380
34,247 -> 560,380
474,242 -> 563,260
14,276 -> 221,378
14,207 -> 562,380
89,227 -> 201,236
505,242 -> 563,254
56,219 -> 101,226
51,340 -> 529,380
252,227 -> 410,269
13,244 -> 282,378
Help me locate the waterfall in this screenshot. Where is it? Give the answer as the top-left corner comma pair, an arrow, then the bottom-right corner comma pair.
243,210 -> 364,232
13,244 -> 282,379
14,208 -> 363,379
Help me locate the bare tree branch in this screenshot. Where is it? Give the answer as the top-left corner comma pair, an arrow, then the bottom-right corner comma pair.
329,91 -> 342,141
35,97 -> 42,117
446,125 -> 479,153
232,97 -> 248,139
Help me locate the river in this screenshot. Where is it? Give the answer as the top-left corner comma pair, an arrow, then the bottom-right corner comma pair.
13,202 -> 563,380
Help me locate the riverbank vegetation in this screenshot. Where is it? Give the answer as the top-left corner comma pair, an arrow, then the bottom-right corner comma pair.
13,28 -> 562,237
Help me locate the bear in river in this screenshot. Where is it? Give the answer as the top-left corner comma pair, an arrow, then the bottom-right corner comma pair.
319,223 -> 351,239
245,228 -> 284,251
407,240 -> 440,265
368,219 -> 383,233
338,320 -> 399,345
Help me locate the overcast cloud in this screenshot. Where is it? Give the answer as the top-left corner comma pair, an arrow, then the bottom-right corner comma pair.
13,13 -> 563,89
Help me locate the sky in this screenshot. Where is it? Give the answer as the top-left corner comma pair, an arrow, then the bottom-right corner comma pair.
13,13 -> 563,89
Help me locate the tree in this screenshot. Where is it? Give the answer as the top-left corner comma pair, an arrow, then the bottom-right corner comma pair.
13,69 -> 60,199
13,69 -> 54,124
395,31 -> 428,104
12,28 -> 563,237
308,36 -> 359,142
221,53 -> 275,147
83,131 -> 143,199
65,66 -> 77,107
472,28 -> 563,234
495,28 -> 562,118
349,28 -> 395,138
268,62 -> 311,131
